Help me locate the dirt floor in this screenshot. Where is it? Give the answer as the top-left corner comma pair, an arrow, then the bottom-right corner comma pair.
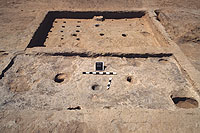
0,0 -> 200,133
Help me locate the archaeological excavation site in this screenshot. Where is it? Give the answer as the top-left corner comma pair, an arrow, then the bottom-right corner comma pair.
0,0 -> 200,132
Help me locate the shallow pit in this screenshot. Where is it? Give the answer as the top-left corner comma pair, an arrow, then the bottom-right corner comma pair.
54,73 -> 66,83
71,33 -> 77,37
91,84 -> 101,91
67,106 -> 81,110
126,76 -> 132,83
171,96 -> 198,109
122,34 -> 127,37
95,24 -> 100,27
158,58 -> 168,64
100,33 -> 104,36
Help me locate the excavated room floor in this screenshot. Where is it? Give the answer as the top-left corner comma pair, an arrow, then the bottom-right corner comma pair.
26,11 -> 165,53
0,8 -> 200,132
0,54 -> 198,110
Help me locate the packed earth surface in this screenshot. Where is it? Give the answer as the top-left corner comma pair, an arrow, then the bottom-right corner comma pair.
0,0 -> 200,133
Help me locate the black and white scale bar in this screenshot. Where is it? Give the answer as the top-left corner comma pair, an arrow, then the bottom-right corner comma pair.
82,72 -> 117,75
107,78 -> 112,90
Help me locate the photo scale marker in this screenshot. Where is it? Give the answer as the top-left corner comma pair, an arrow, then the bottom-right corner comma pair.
82,72 -> 117,75
107,78 -> 112,90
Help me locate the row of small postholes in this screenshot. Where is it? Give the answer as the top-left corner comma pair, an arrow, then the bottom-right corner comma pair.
51,20 -> 128,40
59,33 -> 127,41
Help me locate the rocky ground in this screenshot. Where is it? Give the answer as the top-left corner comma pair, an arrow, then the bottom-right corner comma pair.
0,0 -> 200,133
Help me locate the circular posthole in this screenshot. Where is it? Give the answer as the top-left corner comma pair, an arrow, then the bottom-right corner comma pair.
141,31 -> 150,36
61,38 -> 64,40
63,21 -> 66,23
91,84 -> 100,91
95,24 -> 100,27
55,21 -> 57,23
54,73 -> 67,83
158,58 -> 168,64
76,30 -> 80,32
122,34 -> 127,37
62,26 -> 65,28
76,25 -> 80,27
71,33 -> 77,37
126,76 -> 132,83
67,106 -> 81,110
76,38 -> 80,41
103,106 -> 112,109
171,96 -> 198,109
100,33 -> 104,36
60,30 -> 64,33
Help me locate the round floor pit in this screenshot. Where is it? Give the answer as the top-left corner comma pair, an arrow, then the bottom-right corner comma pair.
127,76 -> 132,83
158,58 -> 168,64
122,34 -> 127,37
172,97 -> 198,109
91,84 -> 101,91
54,73 -> 67,83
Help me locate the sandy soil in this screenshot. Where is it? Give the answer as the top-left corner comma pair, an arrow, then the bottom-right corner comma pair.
157,9 -> 200,71
0,0 -> 200,133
